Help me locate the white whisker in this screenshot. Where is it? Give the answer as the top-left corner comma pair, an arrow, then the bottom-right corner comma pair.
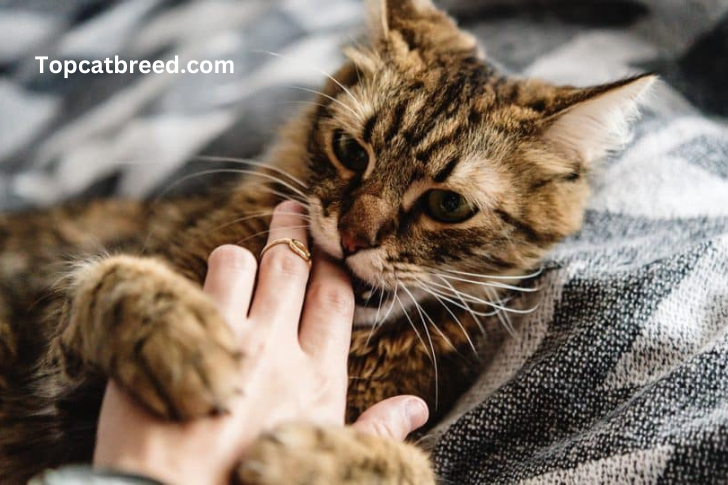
367,280 -> 398,346
416,281 -> 478,355
435,273 -> 540,293
255,50 -> 366,115
429,278 -> 538,315
206,210 -> 312,236
152,168 -> 308,204
194,155 -> 308,189
438,266 -> 544,281
286,85 -> 363,121
394,290 -> 430,361
419,284 -> 498,318
400,284 -> 440,409
433,276 -> 488,335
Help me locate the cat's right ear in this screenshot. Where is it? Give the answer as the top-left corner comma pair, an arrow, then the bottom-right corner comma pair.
364,0 -> 478,57
541,74 -> 656,164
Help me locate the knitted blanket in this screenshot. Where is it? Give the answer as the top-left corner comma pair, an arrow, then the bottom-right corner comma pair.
1,0 -> 727,482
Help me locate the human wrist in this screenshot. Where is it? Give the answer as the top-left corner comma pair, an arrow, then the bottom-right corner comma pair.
94,445 -> 221,485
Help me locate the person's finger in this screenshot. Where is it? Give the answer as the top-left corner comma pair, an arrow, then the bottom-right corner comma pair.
249,201 -> 311,332
299,252 -> 354,365
203,245 -> 257,337
352,396 -> 429,441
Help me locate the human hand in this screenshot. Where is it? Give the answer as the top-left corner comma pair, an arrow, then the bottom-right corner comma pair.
93,201 -> 429,485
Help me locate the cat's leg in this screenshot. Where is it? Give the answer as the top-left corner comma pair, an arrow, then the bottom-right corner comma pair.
55,254 -> 243,419
235,423 -> 436,485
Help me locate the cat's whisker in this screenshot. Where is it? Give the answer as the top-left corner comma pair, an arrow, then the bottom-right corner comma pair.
206,211 -> 312,236
362,279 -> 378,309
487,286 -> 527,339
429,278 -> 538,315
286,85 -> 363,121
415,281 -> 478,355
362,280 -> 382,345
437,266 -> 544,281
274,100 -> 337,113
152,168 -> 308,205
399,284 -> 440,410
407,285 -> 465,360
141,176 -> 311,254
194,156 -> 308,189
489,295 -> 517,338
434,273 -> 540,293
432,276 -> 488,335
367,276 -> 398,346
373,282 -> 385,326
418,285 -> 498,319
379,283 -> 400,326
394,289 -> 431,365
254,50 -> 366,116
428,278 -> 493,308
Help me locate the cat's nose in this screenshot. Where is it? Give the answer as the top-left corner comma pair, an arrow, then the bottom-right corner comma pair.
337,195 -> 395,256
339,229 -> 371,255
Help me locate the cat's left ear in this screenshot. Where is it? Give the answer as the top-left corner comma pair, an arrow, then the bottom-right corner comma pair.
541,74 -> 657,163
365,0 -> 478,57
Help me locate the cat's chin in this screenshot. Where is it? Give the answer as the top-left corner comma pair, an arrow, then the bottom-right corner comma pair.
351,279 -> 431,327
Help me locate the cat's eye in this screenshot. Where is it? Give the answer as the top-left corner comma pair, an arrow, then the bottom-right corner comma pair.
332,130 -> 369,172
423,190 -> 477,223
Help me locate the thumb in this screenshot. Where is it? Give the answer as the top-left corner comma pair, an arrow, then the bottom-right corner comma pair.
351,396 -> 429,441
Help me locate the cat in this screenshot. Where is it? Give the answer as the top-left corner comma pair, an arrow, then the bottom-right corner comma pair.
0,0 -> 654,483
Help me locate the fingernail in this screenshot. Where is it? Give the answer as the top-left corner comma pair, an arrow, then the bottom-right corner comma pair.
405,398 -> 429,430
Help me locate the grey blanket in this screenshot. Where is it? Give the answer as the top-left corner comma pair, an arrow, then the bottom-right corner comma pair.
1,0 -> 728,482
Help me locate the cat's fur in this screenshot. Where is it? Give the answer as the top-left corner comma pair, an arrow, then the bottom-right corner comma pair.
0,1 -> 654,483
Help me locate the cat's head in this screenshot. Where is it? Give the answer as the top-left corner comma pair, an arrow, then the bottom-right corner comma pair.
296,0 -> 654,325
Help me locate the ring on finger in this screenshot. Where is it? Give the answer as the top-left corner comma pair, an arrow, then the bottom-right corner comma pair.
259,238 -> 311,268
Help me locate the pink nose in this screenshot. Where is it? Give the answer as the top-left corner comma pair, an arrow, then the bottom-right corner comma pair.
339,228 -> 371,255
337,194 -> 396,256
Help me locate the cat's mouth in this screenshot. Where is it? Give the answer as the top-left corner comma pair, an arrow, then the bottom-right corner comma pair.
350,273 -> 393,308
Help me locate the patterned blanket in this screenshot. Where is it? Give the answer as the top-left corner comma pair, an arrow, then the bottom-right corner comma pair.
1,0 -> 728,482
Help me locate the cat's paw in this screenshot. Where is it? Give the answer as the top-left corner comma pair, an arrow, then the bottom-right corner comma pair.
63,255 -> 243,420
235,423 -> 436,485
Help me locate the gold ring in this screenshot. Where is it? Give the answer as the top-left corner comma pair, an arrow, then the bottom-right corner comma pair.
259,238 -> 311,267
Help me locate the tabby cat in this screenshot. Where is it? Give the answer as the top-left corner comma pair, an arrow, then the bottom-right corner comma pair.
0,0 -> 654,483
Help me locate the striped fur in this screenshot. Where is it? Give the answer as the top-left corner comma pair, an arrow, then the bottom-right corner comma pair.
0,1 -> 653,483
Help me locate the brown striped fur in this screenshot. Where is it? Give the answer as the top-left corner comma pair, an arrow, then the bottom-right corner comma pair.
0,1 -> 654,483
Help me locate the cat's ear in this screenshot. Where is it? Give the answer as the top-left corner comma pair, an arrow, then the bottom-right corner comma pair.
364,0 -> 478,56
541,74 -> 656,163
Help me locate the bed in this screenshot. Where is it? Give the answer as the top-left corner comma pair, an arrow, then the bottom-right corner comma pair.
1,0 -> 727,482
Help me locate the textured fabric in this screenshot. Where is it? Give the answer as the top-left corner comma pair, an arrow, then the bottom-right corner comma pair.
1,0 -> 728,483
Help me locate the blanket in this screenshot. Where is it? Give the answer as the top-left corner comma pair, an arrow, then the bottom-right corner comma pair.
1,0 -> 728,482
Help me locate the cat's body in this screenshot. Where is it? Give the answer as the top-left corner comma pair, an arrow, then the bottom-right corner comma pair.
0,1 -> 654,483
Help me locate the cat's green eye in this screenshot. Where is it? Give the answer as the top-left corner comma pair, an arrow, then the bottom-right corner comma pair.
423,190 -> 477,223
332,130 -> 369,172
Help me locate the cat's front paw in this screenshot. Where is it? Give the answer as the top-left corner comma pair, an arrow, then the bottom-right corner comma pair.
63,255 -> 243,420
235,423 -> 436,485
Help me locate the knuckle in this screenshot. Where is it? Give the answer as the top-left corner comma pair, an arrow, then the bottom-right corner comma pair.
265,248 -> 308,278
367,419 -> 395,440
308,282 -> 354,316
208,245 -> 256,271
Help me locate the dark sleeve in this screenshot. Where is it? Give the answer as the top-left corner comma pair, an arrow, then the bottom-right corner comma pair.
30,466 -> 165,485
